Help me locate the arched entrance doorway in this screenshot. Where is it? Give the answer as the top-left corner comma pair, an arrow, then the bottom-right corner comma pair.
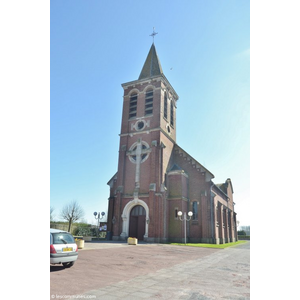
129,205 -> 146,240
120,199 -> 149,240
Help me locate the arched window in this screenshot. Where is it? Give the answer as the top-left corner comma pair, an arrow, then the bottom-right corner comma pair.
145,89 -> 153,115
129,93 -> 138,118
192,201 -> 198,220
164,91 -> 168,119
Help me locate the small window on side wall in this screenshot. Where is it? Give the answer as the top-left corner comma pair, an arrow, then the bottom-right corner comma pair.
175,208 -> 178,219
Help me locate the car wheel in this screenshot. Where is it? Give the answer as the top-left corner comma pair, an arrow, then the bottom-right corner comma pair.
62,261 -> 75,268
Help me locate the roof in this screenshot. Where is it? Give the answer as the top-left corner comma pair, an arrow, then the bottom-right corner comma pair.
213,178 -> 234,198
107,172 -> 117,186
122,44 -> 179,101
216,183 -> 227,194
173,144 -> 214,181
169,164 -> 183,171
138,43 -> 163,80
212,184 -> 229,198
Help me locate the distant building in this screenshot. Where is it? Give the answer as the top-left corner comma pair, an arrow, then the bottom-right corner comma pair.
107,43 -> 237,244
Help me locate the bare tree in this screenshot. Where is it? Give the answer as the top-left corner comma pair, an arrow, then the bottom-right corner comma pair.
60,201 -> 84,232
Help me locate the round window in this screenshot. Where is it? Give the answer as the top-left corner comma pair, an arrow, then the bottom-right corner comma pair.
137,121 -> 144,130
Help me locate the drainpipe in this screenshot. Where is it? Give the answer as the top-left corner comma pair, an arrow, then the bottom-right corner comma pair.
210,182 -> 215,243
160,142 -> 166,241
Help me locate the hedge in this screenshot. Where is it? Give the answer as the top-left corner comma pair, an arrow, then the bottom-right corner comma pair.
238,235 -> 250,240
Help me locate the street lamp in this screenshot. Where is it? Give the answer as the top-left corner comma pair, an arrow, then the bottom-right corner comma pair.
94,212 -> 105,236
177,211 -> 193,244
94,211 -> 105,224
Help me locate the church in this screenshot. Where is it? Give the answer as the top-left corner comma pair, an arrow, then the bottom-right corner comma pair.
107,42 -> 238,244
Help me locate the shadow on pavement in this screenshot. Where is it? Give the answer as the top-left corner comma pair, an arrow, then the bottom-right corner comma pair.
50,265 -> 65,272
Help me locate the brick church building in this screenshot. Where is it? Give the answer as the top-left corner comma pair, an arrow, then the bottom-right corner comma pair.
107,43 -> 238,244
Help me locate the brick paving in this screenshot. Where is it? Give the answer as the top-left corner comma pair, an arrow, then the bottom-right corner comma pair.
50,241 -> 250,299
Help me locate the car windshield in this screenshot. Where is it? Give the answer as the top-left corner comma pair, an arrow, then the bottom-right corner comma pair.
52,232 -> 75,244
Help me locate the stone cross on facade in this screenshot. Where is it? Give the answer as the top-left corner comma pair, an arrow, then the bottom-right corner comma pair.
127,138 -> 151,198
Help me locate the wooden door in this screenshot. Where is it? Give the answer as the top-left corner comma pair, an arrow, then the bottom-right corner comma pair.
129,205 -> 146,240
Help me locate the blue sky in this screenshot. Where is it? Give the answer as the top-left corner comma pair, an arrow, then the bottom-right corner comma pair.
50,0 -> 250,226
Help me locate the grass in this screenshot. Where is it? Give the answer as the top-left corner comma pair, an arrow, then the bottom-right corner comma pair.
170,240 -> 247,249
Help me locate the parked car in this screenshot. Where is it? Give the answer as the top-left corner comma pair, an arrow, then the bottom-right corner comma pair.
50,228 -> 78,268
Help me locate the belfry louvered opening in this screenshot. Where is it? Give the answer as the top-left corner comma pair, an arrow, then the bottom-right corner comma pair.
170,101 -> 174,127
145,89 -> 153,115
129,93 -> 138,118
164,91 -> 168,119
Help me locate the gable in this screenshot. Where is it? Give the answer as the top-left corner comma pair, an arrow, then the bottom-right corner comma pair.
172,144 -> 214,182
226,178 -> 234,194
214,179 -> 234,200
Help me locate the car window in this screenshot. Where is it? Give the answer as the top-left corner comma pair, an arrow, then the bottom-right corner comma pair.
52,233 -> 75,244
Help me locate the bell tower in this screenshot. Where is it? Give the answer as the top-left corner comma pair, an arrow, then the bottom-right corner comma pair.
119,43 -> 178,196
121,43 -> 178,142
108,43 -> 179,242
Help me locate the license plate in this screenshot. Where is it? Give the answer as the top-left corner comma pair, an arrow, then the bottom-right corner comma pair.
63,247 -> 73,252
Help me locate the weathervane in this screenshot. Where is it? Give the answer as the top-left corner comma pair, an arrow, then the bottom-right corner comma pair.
150,27 -> 158,43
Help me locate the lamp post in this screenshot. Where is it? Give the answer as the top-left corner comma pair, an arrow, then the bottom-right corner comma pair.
94,211 -> 105,238
177,211 -> 193,244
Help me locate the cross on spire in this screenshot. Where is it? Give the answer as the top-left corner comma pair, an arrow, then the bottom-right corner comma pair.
150,27 -> 158,43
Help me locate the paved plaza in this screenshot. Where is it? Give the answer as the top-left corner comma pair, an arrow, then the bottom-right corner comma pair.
50,241 -> 250,299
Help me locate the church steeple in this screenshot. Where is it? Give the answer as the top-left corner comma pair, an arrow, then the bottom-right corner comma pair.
121,42 -> 179,142
138,43 -> 163,80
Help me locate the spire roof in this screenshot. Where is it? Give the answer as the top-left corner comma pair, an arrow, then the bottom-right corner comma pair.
138,43 -> 163,80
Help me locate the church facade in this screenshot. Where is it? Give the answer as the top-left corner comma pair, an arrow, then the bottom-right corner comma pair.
107,43 -> 238,244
